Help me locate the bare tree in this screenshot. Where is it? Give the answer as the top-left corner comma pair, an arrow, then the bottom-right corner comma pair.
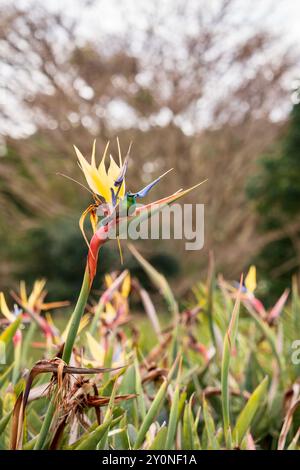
0,0 -> 297,284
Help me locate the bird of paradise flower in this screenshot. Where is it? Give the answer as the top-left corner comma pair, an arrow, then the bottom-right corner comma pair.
35,139 -> 206,449
67,139 -> 206,286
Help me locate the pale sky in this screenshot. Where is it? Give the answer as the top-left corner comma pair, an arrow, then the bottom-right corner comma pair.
0,0 -> 299,138
2,0 -> 300,47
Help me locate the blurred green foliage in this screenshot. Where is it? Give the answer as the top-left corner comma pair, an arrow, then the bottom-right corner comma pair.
1,251 -> 300,450
5,216 -> 180,302
247,98 -> 300,302
13,216 -> 119,301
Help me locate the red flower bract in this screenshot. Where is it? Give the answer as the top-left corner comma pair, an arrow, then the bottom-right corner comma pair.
87,223 -> 110,286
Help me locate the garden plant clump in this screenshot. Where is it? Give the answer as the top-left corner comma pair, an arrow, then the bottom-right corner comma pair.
0,142 -> 299,451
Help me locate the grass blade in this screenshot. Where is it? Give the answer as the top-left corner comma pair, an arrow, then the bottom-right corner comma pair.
133,355 -> 179,449
203,397 -> 219,450
128,244 -> 178,318
233,376 -> 268,447
149,426 -> 167,450
165,384 -> 180,450
75,418 -> 112,450
221,277 -> 242,447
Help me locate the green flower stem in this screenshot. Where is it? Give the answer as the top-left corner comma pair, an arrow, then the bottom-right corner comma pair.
33,399 -> 56,450
62,266 -> 90,363
34,266 -> 91,450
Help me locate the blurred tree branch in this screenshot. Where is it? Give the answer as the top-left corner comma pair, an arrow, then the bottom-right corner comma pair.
0,0 -> 298,285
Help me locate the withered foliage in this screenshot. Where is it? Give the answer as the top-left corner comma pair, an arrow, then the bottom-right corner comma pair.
11,357 -> 133,449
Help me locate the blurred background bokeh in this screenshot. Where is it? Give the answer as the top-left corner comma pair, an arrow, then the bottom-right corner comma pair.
0,0 -> 299,304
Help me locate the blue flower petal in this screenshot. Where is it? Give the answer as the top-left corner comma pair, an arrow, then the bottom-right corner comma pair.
128,168 -> 173,199
110,188 -> 117,206
114,151 -> 130,187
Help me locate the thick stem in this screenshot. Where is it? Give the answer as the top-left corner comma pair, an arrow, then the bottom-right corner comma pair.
34,225 -> 110,449
33,399 -> 56,450
62,267 -> 90,363
34,266 -> 91,450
